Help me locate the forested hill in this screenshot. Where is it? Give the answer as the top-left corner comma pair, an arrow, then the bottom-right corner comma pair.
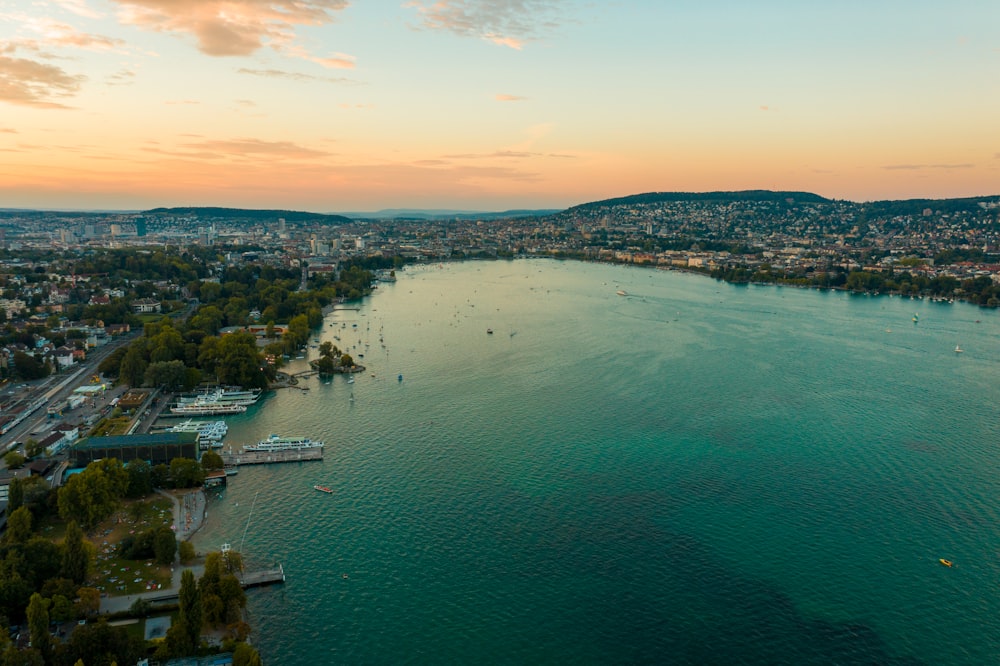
854,195 -> 1000,217
565,190 -> 830,214
560,190 -> 1000,219
144,207 -> 353,225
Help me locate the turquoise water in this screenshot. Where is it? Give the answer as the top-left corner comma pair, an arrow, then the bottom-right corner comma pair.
193,259 -> 1000,665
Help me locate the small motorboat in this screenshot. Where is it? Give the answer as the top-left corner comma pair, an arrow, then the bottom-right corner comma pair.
939,558 -> 953,567
314,485 -> 333,494
486,328 -> 493,334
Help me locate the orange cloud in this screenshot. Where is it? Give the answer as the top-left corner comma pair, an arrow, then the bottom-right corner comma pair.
106,69 -> 135,85
17,17 -> 126,52
0,54 -> 84,108
112,0 -> 354,67
882,163 -> 975,170
142,137 -> 332,161
54,1 -> 103,19
495,93 -> 526,101
405,0 -> 563,49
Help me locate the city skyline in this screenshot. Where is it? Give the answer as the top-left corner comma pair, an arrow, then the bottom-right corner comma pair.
2,0 -> 999,212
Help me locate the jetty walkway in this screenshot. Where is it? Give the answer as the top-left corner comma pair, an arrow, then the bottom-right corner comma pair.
99,565 -> 284,614
221,448 -> 323,467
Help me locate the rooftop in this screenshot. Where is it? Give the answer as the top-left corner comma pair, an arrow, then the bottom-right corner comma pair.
74,432 -> 198,450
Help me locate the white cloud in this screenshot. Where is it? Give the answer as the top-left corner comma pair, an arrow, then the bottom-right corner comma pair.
112,0 -> 355,67
404,0 -> 564,49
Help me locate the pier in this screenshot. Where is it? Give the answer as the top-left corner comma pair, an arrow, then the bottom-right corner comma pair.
221,447 -> 324,467
98,565 -> 285,614
240,564 -> 286,588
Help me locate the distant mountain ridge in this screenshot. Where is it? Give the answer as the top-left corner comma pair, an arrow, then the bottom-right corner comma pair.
144,206 -> 353,225
342,208 -> 562,220
2,191 -> 998,222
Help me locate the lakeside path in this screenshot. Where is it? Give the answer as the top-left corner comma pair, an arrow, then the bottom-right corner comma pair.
98,488 -> 208,615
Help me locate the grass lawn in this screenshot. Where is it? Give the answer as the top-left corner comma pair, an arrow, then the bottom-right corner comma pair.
89,416 -> 133,436
87,497 -> 176,597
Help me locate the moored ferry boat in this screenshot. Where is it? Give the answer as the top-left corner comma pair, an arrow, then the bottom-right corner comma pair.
170,402 -> 247,416
171,387 -> 261,416
176,387 -> 262,407
244,434 -> 324,453
168,419 -> 228,447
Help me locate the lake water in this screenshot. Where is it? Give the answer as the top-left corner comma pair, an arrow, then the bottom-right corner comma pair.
193,259 -> 1000,665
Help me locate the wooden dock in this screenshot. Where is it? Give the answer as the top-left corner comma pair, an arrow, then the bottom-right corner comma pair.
221,447 -> 323,467
240,564 -> 286,589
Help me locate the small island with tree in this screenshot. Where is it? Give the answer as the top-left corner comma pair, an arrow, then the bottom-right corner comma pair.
310,341 -> 365,376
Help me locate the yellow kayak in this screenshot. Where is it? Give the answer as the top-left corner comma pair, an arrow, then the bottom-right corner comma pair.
939,559 -> 953,567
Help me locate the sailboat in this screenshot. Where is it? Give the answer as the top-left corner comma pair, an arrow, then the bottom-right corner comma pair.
954,345 -> 963,353
912,313 -> 919,323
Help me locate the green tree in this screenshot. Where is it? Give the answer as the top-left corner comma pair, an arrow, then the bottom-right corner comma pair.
26,593 -> 50,660
3,452 -> 25,469
143,359 -> 188,390
23,538 -> 64,590
170,458 -> 205,488
219,574 -> 246,624
57,459 -> 128,529
6,477 -> 23,515
124,459 -> 153,498
315,354 -> 337,375
199,552 -> 223,624
215,331 -> 267,388
188,305 -> 224,336
4,506 -> 32,544
149,328 -> 185,363
130,596 -> 152,616
12,351 -> 49,380
75,587 -> 101,618
179,540 -> 196,564
233,642 -> 263,666
49,594 -> 73,622
24,438 -> 43,459
61,520 -> 90,585
97,347 -> 128,378
200,450 -> 224,471
3,645 -> 44,666
179,569 -> 202,651
153,526 -> 177,566
118,346 -> 147,387
66,619 -> 145,666
151,463 -> 170,489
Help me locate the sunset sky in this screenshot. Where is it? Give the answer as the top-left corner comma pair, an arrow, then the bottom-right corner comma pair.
1,1 -> 998,212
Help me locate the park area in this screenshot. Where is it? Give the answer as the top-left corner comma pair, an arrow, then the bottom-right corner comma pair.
87,497 -> 176,596
39,495 -> 179,598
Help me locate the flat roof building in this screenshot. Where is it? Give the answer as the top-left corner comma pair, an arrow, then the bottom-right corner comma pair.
71,432 -> 198,467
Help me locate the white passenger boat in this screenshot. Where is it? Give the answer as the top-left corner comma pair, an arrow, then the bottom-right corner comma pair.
244,434 -> 324,453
